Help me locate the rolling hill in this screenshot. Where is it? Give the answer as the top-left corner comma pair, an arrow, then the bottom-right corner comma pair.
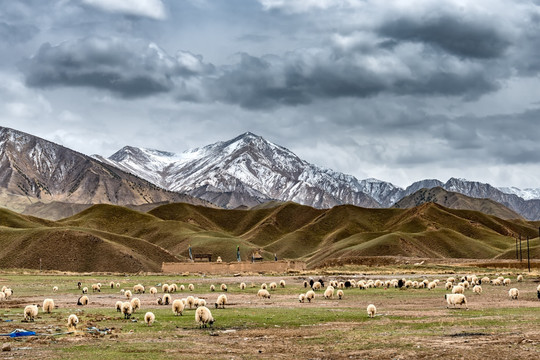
0,200 -> 537,272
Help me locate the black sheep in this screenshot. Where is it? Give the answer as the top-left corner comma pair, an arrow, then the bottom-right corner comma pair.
398,279 -> 405,288
344,281 -> 351,288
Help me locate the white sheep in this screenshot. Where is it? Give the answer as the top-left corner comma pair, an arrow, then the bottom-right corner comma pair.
517,275 -> 524,282
188,284 -> 195,291
261,283 -> 268,290
0,292 -> 5,301
3,288 -> 12,299
116,283 -> 120,288
186,295 -> 196,309
302,280 -> 309,288
125,290 -> 133,299
130,297 -> 141,312
52,286 -> 58,292
163,293 -> 171,305
461,280 -> 470,289
42,298 -> 54,313
82,287 -> 88,294
162,284 -> 170,293
215,294 -> 227,309
323,286 -> 334,299
473,285 -> 482,295
503,278 -> 511,286
257,289 -> 271,299
240,282 -> 246,290
312,282 -> 322,290
221,283 -> 228,292
337,289 -> 344,300
447,277 -> 455,283
144,312 -> 155,326
197,298 -> 206,307
169,284 -> 178,292
77,295 -> 89,306
299,294 -> 306,303
195,306 -> 214,328
109,281 -> 115,289
121,301 -> 133,319
179,284 -> 185,291
508,288 -> 519,300
172,299 -> 184,316
24,304 -> 39,321
210,284 -> 215,292
67,314 -> 78,331
279,280 -> 286,288
115,300 -> 123,312
269,282 -> 277,290
452,285 -> 465,294
445,282 -> 453,290
367,304 -> 376,318
133,284 -> 145,294
149,287 -> 157,296
92,283 -> 101,292
427,282 -> 436,290
305,290 -> 315,302
481,277 -> 490,284
445,294 -> 468,309
216,256 -> 222,263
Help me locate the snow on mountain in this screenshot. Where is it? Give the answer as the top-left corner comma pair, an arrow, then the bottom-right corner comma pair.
105,132 -> 382,209
498,186 -> 540,201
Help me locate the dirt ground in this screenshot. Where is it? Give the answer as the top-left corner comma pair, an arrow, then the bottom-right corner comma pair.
1,273 -> 539,359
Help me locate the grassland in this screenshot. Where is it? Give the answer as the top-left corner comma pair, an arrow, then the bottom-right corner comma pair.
0,267 -> 539,359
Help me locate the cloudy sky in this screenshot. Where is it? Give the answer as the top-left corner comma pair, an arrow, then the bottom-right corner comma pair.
1,0 -> 540,189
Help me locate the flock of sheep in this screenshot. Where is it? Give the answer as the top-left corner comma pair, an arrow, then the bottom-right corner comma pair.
1,273 -> 539,332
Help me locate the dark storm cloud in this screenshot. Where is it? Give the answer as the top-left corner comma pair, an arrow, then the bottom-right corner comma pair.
21,37 -> 213,98
378,15 -> 510,59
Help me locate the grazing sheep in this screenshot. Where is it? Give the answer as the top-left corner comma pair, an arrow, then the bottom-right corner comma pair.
121,302 -> 133,319
162,284 -> 170,293
312,282 -> 322,291
216,256 -> 222,263
323,286 -> 334,299
82,287 -> 88,294
210,284 -> 215,292
186,295 -> 196,309
447,277 -> 455,283
24,304 -> 38,321
481,277 -> 490,284
337,289 -> 344,300
116,301 -> 123,312
77,295 -> 89,306
374,280 -> 382,288
215,294 -> 227,309
42,298 -> 55,313
367,304 -> 377,318
279,280 -> 286,288
257,289 -> 271,299
156,297 -> 163,305
427,282 -> 436,290
492,279 -> 502,286
149,287 -> 157,295
345,280 -> 352,288
172,299 -> 184,316
179,284 -> 185,291
269,282 -> 277,290
120,289 -> 125,295
169,284 -> 178,292
461,281 -> 470,289
503,278 -> 511,286
261,283 -> 268,290
163,293 -> 171,305
133,284 -> 145,294
404,280 -> 413,288
116,283 -> 120,288
197,299 -> 207,307
125,290 -> 133,299
473,285 -> 482,295
305,290 -> 315,302
452,285 -> 465,294
221,284 -> 228,292
445,282 -> 453,290
130,297 -> 141,312
195,306 -> 214,328
240,282 -> 246,290
517,275 -> 524,282
299,294 -> 306,303
109,281 -> 115,289
445,294 -> 468,309
67,314 -> 78,331
303,280 -> 309,288
53,286 -> 58,292
537,284 -> 540,300
92,283 -> 101,292
77,282 -> 82,290
508,288 -> 519,300
0,292 -> 5,301
144,312 -> 155,326
188,284 -> 195,291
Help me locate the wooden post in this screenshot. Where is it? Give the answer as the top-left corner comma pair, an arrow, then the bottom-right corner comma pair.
527,236 -> 531,273
515,236 -> 519,260
39,258 -> 42,273
519,235 -> 522,262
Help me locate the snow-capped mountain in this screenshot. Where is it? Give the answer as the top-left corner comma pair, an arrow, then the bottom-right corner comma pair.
0,126 -> 211,210
498,186 -> 540,201
101,133 -> 540,219
99,132 -> 381,209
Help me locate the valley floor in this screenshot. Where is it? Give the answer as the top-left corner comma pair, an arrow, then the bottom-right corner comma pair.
0,267 -> 539,359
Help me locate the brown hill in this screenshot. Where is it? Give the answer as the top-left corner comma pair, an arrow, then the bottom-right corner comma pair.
393,187 -> 522,220
2,201 -> 538,272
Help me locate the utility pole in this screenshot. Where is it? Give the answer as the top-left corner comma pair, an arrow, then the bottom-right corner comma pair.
527,236 -> 531,273
39,258 -> 42,273
519,235 -> 522,262
515,236 -> 519,260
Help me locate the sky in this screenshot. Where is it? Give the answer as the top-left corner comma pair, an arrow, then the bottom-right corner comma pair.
1,0 -> 540,189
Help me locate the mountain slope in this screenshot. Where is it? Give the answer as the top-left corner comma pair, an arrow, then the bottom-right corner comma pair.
0,126 -> 213,212
393,187 -> 523,220
101,132 -> 381,209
